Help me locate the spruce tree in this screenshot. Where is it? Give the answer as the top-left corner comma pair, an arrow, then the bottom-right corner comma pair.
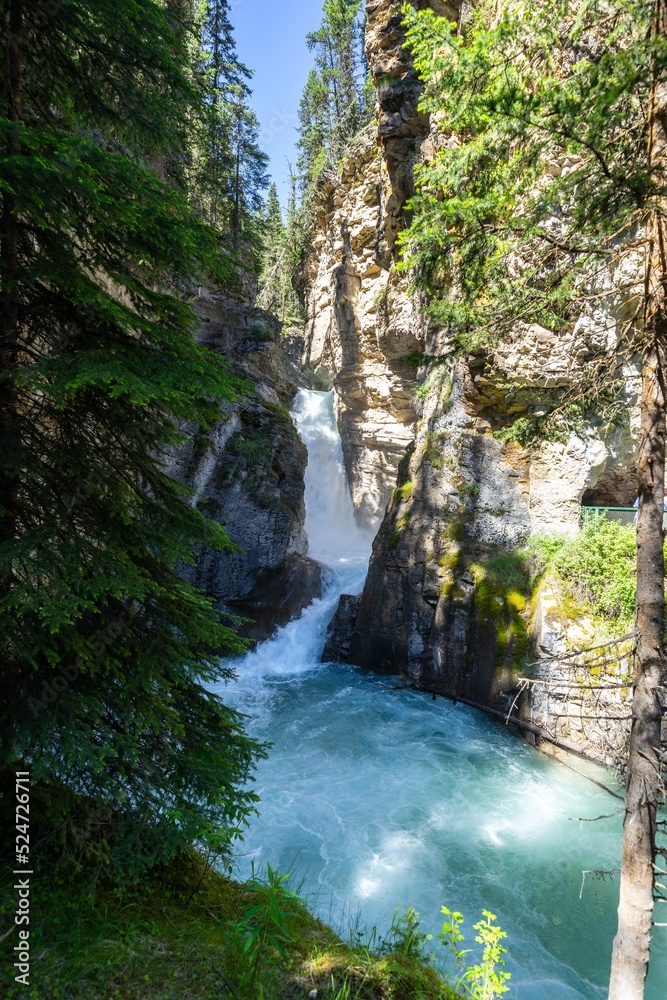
289,0 -> 370,299
228,82 -> 270,261
401,1 -> 667,995
298,0 -> 368,189
194,0 -> 249,228
190,1 -> 269,271
0,0 -> 263,874
298,67 -> 332,188
258,183 -> 287,316
257,182 -> 304,325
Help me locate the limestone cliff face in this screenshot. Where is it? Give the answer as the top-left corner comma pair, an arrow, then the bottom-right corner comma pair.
301,131 -> 423,527
301,1 -> 461,526
165,293 -> 321,640
311,1 -> 643,747
347,332 -> 639,707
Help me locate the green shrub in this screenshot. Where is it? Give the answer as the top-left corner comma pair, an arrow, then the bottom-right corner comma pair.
528,517 -> 637,631
439,908 -> 510,999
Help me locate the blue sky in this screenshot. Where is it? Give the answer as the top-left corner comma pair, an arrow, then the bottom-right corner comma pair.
230,0 -> 322,207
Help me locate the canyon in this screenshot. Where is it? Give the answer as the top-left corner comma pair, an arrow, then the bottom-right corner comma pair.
172,0 -> 643,770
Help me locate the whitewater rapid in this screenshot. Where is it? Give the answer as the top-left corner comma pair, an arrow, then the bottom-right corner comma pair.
218,389 -> 667,1000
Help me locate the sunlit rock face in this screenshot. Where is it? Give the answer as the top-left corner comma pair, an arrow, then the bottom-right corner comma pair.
300,2 -> 461,527
346,263 -> 641,707
348,344 -> 639,704
303,1 -> 643,735
301,125 -> 425,528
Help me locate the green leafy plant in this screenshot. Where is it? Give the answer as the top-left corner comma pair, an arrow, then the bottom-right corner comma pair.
527,517 -> 639,632
438,907 -> 511,999
239,864 -> 305,998
553,516 -> 637,628
438,907 -> 470,984
465,912 -> 511,1000
383,907 -> 433,960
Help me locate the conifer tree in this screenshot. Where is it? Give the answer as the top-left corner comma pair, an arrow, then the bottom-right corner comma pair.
288,0 -> 370,303
297,0 -> 368,189
228,82 -> 270,261
194,0 -> 248,228
258,183 -> 287,316
309,0 -> 363,149
401,2 -> 667,994
298,68 -> 332,188
0,0 -> 263,873
257,182 -> 304,324
192,1 -> 269,269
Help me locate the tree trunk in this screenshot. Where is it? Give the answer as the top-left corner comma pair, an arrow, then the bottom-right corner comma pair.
327,38 -> 341,123
0,0 -> 23,573
608,4 -> 667,995
233,102 -> 241,247
0,0 -> 23,763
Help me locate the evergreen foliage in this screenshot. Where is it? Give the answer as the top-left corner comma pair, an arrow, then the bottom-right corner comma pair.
400,0 -> 664,385
227,82 -> 270,260
274,0 -> 372,325
0,0 -> 264,874
298,68 -> 332,188
193,0 -> 269,268
257,182 -> 305,324
298,0 -> 371,190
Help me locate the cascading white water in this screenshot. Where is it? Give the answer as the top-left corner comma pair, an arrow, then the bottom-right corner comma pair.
291,389 -> 373,567
219,390 -> 667,1000
223,390 -> 373,714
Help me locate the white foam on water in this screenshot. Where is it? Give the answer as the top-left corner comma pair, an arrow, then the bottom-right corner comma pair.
217,390 -> 667,1000
291,389 -> 374,566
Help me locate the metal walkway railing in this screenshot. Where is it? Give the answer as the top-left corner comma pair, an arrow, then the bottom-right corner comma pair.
582,505 -> 667,528
581,505 -> 636,526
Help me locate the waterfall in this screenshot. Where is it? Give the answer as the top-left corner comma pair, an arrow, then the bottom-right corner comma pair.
217,390 -> 667,1000
291,389 -> 372,567
223,390 -> 372,713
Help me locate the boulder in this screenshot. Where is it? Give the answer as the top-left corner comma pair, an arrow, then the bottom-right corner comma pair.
322,594 -> 361,663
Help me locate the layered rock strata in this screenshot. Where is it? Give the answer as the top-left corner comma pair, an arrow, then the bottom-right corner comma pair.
310,2 -> 645,760
344,325 -> 640,704
526,574 -> 634,771
301,1 -> 462,526
165,292 -> 321,640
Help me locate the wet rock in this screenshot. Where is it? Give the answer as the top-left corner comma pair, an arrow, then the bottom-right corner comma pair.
227,555 -> 323,642
322,594 -> 361,663
164,293 -> 317,640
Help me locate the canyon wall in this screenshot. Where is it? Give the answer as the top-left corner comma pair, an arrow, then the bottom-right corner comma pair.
169,0 -> 643,764
301,1 -> 461,526
308,0 -> 643,757
165,293 -> 321,640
